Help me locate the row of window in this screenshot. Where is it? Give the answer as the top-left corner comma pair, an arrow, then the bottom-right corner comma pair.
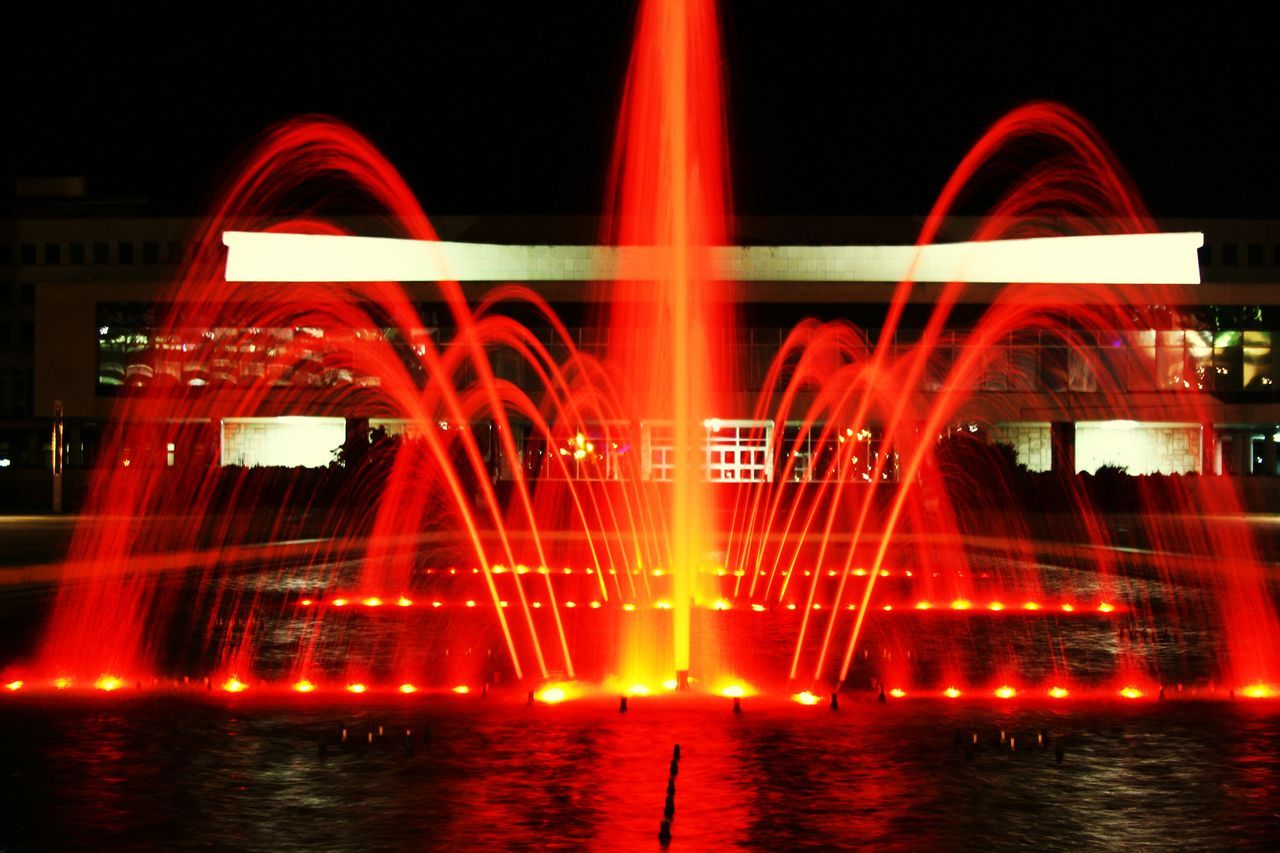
95,323 -> 1280,397
0,283 -> 36,305
2,240 -> 184,267
1,239 -> 1278,270
1198,242 -> 1280,269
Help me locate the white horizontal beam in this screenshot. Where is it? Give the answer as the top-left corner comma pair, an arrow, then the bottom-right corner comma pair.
223,231 -> 1203,285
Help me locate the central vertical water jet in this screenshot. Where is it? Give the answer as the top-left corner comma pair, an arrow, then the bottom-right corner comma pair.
602,0 -> 734,683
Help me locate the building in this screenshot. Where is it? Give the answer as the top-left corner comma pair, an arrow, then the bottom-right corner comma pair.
5,180 -> 1280,509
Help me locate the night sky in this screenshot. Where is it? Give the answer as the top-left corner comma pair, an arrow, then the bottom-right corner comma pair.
8,2 -> 1279,218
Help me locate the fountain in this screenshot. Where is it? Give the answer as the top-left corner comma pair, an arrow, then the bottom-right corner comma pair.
4,0 -> 1279,703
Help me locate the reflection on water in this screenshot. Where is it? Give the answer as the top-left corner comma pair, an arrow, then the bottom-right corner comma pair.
2,697 -> 1277,850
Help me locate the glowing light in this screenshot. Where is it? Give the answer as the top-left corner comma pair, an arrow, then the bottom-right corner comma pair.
622,603 -> 636,612
793,691 -> 821,705
499,600 -> 509,608
300,598 -> 314,607
53,678 -> 71,690
1120,686 -> 1144,699
995,685 -> 1017,699
4,680 -> 23,691
538,687 -> 567,704
1241,683 -> 1275,699
655,600 -> 672,610
363,597 -> 383,607
882,604 -> 893,611
786,603 -> 798,611
1061,603 -> 1075,613
292,679 -> 316,693
565,601 -> 577,609
465,600 -> 476,608
713,599 -> 731,611
720,685 -> 746,698
628,684 -> 650,697
532,602 -> 543,609
398,683 -> 418,694
1023,602 -> 1041,611
951,599 -> 972,610
221,677 -> 248,693
332,598 -> 348,607
223,231 -> 1205,286
662,679 -> 678,691
944,687 -> 962,699
346,683 -> 367,694
915,601 -> 932,610
988,602 -> 1005,611
1049,686 -> 1070,699
889,688 -> 906,698
396,596 -> 413,607
1097,602 -> 1115,613
452,685 -> 470,694
751,603 -> 766,612
94,676 -> 123,692
432,601 -> 443,608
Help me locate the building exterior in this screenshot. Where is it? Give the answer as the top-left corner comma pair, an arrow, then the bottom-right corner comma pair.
5,180 -> 1280,509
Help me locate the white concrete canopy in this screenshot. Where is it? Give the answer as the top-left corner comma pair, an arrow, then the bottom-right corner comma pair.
223,230 -> 1203,285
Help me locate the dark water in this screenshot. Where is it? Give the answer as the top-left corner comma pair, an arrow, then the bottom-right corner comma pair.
2,694 -> 1277,851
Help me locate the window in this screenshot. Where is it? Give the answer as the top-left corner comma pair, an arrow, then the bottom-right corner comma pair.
1222,243 -> 1239,266
143,241 -> 159,264
167,241 -> 183,264
117,242 -> 135,264
19,323 -> 34,348
1248,244 -> 1263,267
1199,243 -> 1213,267
44,243 -> 61,265
93,242 -> 110,264
19,283 -> 34,305
20,243 -> 35,265
69,242 -> 85,264
0,244 -> 10,265
0,324 -> 10,348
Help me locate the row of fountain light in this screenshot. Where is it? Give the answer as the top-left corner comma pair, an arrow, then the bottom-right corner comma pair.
6,677 -> 1274,700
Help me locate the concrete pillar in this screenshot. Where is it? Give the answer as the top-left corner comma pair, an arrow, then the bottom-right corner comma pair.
1050,421 -> 1076,474
1263,429 -> 1278,477
1201,423 -> 1219,475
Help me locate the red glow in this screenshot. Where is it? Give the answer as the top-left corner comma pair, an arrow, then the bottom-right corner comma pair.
1097,602 -> 1116,613
346,683 -> 367,694
362,597 -> 383,607
4,680 -> 22,691
452,685 -> 470,694
1241,683 -> 1275,699
951,599 -> 972,611
53,677 -> 71,690
793,691 -> 821,705
889,688 -> 906,698
396,596 -> 413,607
221,677 -> 248,693
1119,686 -> 1144,699
332,598 -> 348,607
94,675 -> 123,692
1060,603 -> 1075,613
398,683 -> 417,694
1049,686 -> 1070,698
299,599 -> 313,607
995,685 -> 1017,699
944,687 -> 962,698
988,602 -> 1005,612
292,679 -> 316,693
1023,602 -> 1041,611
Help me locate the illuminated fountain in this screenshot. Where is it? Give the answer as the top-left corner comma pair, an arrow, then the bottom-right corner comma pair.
5,0 -> 1280,703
